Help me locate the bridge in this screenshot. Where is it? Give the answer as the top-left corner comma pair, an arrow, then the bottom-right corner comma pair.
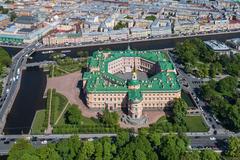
24,61 -> 56,68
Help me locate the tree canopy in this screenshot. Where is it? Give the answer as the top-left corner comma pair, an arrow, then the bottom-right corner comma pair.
172,98 -> 188,125
8,132 -> 224,160
201,76 -> 240,131
99,109 -> 119,126
145,15 -> 156,21
175,38 -> 240,78
226,137 -> 240,158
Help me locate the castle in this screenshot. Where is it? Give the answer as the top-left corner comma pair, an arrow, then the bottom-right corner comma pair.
82,49 -> 181,123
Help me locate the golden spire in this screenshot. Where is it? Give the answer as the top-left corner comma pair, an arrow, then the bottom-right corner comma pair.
132,59 -> 137,80
133,59 -> 136,72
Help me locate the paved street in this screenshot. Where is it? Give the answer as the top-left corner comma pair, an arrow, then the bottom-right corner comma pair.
0,134 -> 117,155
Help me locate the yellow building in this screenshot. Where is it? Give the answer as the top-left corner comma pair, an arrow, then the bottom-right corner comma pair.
83,49 -> 181,123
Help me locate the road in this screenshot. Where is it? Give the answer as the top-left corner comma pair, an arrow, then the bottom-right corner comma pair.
0,132 -> 238,155
0,134 -> 117,155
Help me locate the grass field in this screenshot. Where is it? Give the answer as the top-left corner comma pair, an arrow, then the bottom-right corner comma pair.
31,110 -> 46,134
48,58 -> 87,78
185,116 -> 209,132
50,90 -> 68,125
147,115 -> 209,133
56,104 -> 97,126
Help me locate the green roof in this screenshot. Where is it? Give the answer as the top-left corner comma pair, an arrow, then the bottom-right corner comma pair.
128,79 -> 140,86
128,89 -> 143,103
84,50 -> 181,94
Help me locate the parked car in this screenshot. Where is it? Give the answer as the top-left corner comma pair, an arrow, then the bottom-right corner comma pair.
41,140 -> 48,144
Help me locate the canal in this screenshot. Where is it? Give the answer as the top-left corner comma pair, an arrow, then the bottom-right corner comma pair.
3,67 -> 47,134
3,32 -> 240,134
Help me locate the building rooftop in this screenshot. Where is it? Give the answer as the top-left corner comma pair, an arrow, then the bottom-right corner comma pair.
83,50 -> 180,94
226,38 -> 240,46
15,16 -> 38,24
0,14 -> 9,22
204,40 -> 230,51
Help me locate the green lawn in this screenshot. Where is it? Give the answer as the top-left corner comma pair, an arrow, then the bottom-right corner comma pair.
147,115 -> 209,133
50,90 -> 68,125
185,116 -> 209,132
55,104 -> 97,127
31,110 -> 46,134
181,91 -> 195,108
59,63 -> 83,73
56,115 -> 97,127
48,63 -> 84,77
49,65 -> 66,77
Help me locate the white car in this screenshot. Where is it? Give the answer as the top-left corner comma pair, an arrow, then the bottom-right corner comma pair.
87,138 -> 94,142
41,140 -> 48,144
210,137 -> 216,141
17,68 -> 20,75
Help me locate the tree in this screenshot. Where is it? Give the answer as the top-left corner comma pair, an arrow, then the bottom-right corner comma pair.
209,64 -> 217,78
159,134 -> 188,160
148,131 -> 161,147
35,145 -> 61,160
55,136 -> 81,160
100,109 -> 119,126
10,11 -> 17,21
77,51 -> 88,57
113,21 -> 128,30
216,76 -> 238,95
1,8 -> 9,14
5,0 -> 14,4
200,150 -> 220,160
135,149 -> 147,160
226,137 -> 240,158
102,137 -> 112,160
15,153 -> 40,160
0,48 -> 11,66
181,151 -> 200,160
175,40 -> 198,65
125,15 -> 133,19
145,15 -> 156,21
8,139 -> 35,160
94,141 -> 103,160
65,105 -> 82,125
116,131 -> 130,148
172,99 -> 188,125
78,141 -> 95,160
226,63 -> 240,77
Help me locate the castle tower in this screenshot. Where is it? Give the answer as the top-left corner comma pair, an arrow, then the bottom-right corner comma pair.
127,61 -> 143,119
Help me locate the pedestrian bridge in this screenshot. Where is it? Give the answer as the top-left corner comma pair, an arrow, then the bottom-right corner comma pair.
24,61 -> 56,68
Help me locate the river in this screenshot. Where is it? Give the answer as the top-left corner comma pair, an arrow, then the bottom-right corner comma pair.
2,32 -> 240,134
